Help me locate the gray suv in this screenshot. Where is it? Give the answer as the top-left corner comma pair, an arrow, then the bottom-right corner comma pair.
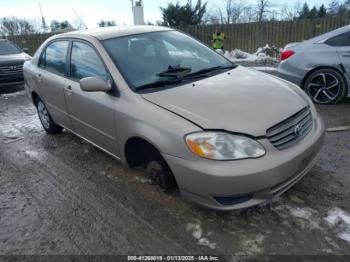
24,26 -> 325,210
0,39 -> 31,88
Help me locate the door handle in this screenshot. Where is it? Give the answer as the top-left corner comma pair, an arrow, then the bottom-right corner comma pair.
341,51 -> 350,57
64,85 -> 73,95
37,73 -> 43,82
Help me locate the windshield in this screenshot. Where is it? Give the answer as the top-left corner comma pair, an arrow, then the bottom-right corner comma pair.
0,41 -> 21,55
102,30 -> 233,90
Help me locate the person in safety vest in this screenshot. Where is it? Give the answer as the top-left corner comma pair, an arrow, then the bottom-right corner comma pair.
212,29 -> 226,50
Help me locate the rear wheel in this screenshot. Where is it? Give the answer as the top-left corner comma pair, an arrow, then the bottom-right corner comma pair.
35,98 -> 63,134
304,68 -> 347,104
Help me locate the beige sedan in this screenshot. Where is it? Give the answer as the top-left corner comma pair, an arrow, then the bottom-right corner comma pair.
23,26 -> 325,210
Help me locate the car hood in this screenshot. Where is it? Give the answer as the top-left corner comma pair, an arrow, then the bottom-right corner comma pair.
141,66 -> 307,137
0,53 -> 28,64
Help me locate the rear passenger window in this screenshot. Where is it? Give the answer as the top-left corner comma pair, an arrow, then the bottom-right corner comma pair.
70,42 -> 109,81
39,41 -> 69,76
325,32 -> 350,46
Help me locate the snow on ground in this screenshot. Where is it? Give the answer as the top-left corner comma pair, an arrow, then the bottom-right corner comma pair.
224,45 -> 281,65
25,150 -> 39,158
325,208 -> 350,243
186,222 -> 216,250
0,90 -> 27,99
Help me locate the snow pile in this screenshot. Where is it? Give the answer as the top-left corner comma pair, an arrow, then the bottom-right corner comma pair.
186,222 -> 216,250
324,207 -> 350,243
224,45 -> 282,64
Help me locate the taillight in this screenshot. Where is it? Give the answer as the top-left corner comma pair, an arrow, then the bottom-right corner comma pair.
280,50 -> 295,61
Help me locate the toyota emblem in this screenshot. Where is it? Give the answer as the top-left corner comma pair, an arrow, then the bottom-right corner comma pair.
294,124 -> 302,137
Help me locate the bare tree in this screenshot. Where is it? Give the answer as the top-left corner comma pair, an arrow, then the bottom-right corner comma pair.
231,1 -> 245,23
224,0 -> 234,23
0,17 -> 36,36
279,2 -> 301,21
203,9 -> 221,24
256,0 -> 273,22
241,6 -> 256,22
216,0 -> 245,24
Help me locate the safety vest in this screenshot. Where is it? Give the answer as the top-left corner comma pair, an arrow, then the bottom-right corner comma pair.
212,32 -> 225,49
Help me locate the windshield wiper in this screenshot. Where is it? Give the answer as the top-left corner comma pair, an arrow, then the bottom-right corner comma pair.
184,64 -> 237,78
136,64 -> 237,91
135,79 -> 183,91
157,64 -> 192,79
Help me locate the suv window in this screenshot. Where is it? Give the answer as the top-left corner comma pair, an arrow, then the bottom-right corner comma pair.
70,41 -> 109,81
325,31 -> 350,46
39,41 -> 69,76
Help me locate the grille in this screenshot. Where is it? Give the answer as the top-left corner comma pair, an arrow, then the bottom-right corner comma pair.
0,64 -> 23,76
266,107 -> 313,150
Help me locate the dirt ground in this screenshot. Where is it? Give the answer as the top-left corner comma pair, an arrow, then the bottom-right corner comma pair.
0,79 -> 350,257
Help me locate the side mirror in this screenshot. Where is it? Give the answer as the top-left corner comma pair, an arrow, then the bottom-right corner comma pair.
80,76 -> 112,92
22,48 -> 29,54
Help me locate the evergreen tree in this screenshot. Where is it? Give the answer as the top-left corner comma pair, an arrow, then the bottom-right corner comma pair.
308,6 -> 317,19
317,4 -> 327,18
160,0 -> 207,27
299,2 -> 310,19
98,20 -> 116,27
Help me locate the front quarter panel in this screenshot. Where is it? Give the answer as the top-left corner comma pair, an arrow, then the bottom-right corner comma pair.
115,90 -> 203,164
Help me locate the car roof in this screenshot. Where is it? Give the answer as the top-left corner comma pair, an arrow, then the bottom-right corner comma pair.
56,25 -> 173,41
307,25 -> 350,43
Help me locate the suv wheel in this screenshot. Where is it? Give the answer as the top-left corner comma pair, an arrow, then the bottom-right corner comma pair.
304,68 -> 347,104
35,98 -> 63,134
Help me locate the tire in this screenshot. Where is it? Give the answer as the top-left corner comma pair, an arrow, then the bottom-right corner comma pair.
35,97 -> 63,134
146,160 -> 177,191
303,68 -> 347,104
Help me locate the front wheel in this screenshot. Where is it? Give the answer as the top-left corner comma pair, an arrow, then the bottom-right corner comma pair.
303,68 -> 347,104
146,161 -> 176,191
35,98 -> 63,134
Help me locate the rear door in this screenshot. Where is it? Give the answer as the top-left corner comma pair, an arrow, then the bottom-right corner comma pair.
36,40 -> 71,129
325,31 -> 350,77
64,40 -> 118,155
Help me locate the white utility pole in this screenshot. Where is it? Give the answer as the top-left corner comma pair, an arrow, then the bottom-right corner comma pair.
72,9 -> 88,29
38,2 -> 48,32
131,0 -> 145,25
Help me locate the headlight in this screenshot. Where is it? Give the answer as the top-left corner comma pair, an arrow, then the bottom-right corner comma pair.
185,132 -> 266,160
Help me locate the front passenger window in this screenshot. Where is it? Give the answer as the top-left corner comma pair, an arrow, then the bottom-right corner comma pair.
70,42 -> 109,81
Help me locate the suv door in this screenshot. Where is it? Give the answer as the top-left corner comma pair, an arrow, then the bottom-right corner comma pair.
37,40 -> 71,129
64,40 -> 118,155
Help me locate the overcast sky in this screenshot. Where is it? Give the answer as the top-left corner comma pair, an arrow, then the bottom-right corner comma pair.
0,0 -> 336,28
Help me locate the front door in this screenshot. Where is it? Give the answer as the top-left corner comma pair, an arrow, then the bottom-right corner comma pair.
37,40 -> 71,129
64,41 -> 118,155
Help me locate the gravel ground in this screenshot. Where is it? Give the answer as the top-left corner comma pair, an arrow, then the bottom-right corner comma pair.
0,79 -> 349,258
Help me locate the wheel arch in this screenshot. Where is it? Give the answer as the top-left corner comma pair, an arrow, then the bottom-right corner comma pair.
31,91 -> 40,105
301,65 -> 348,91
124,136 -> 165,168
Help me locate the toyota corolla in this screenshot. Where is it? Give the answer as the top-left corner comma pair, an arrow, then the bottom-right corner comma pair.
23,26 -> 325,210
